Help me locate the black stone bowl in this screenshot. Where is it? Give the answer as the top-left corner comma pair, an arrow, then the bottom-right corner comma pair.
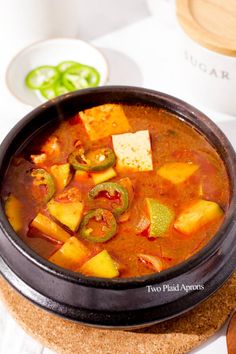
0,86 -> 236,329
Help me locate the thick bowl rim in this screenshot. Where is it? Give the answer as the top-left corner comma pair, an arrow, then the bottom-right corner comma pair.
0,85 -> 235,289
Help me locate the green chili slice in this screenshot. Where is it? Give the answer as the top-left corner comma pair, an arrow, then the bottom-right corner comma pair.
69,147 -> 115,172
57,61 -> 79,73
40,86 -> 57,100
62,64 -> 100,90
79,208 -> 117,243
25,66 -> 60,89
31,168 -> 55,203
54,81 -> 70,96
40,80 -> 70,100
89,182 -> 129,216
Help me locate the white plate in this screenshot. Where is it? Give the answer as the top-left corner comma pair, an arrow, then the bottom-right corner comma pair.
6,38 -> 109,107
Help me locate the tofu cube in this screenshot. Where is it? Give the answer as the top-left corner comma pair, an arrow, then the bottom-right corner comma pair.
80,104 -> 131,141
112,130 -> 153,172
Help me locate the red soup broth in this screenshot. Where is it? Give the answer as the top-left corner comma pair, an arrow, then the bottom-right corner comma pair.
2,104 -> 229,278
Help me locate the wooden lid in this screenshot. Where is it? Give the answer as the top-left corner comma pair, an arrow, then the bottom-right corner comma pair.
176,0 -> 236,57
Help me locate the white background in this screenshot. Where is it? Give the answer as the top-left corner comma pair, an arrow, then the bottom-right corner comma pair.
0,1 -> 235,353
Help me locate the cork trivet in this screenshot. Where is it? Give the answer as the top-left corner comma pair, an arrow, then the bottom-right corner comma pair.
0,274 -> 236,354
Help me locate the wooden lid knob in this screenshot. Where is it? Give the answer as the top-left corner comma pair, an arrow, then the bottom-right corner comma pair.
176,0 -> 236,57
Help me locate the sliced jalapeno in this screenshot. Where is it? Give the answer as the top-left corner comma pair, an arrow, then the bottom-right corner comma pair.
57,61 -> 79,73
25,66 -> 60,89
79,208 -> 117,243
54,80 -> 70,96
31,168 -> 55,203
40,79 -> 70,100
40,86 -> 57,100
69,147 -> 115,172
62,64 -> 100,90
89,182 -> 129,216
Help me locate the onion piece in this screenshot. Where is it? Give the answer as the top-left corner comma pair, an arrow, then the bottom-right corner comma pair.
31,153 -> 47,164
138,254 -> 163,272
119,210 -> 131,223
135,214 -> 150,234
43,136 -> 60,156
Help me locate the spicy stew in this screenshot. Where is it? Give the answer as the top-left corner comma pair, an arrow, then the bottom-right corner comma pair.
2,104 -> 230,278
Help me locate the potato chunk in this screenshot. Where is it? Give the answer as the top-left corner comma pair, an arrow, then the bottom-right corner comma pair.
157,162 -> 199,184
31,213 -> 70,243
91,167 -> 117,185
5,195 -> 22,232
47,188 -> 84,232
80,104 -> 131,141
74,170 -> 89,182
50,163 -> 71,190
174,199 -> 223,235
112,130 -> 153,172
49,237 -> 90,270
79,250 -> 119,278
